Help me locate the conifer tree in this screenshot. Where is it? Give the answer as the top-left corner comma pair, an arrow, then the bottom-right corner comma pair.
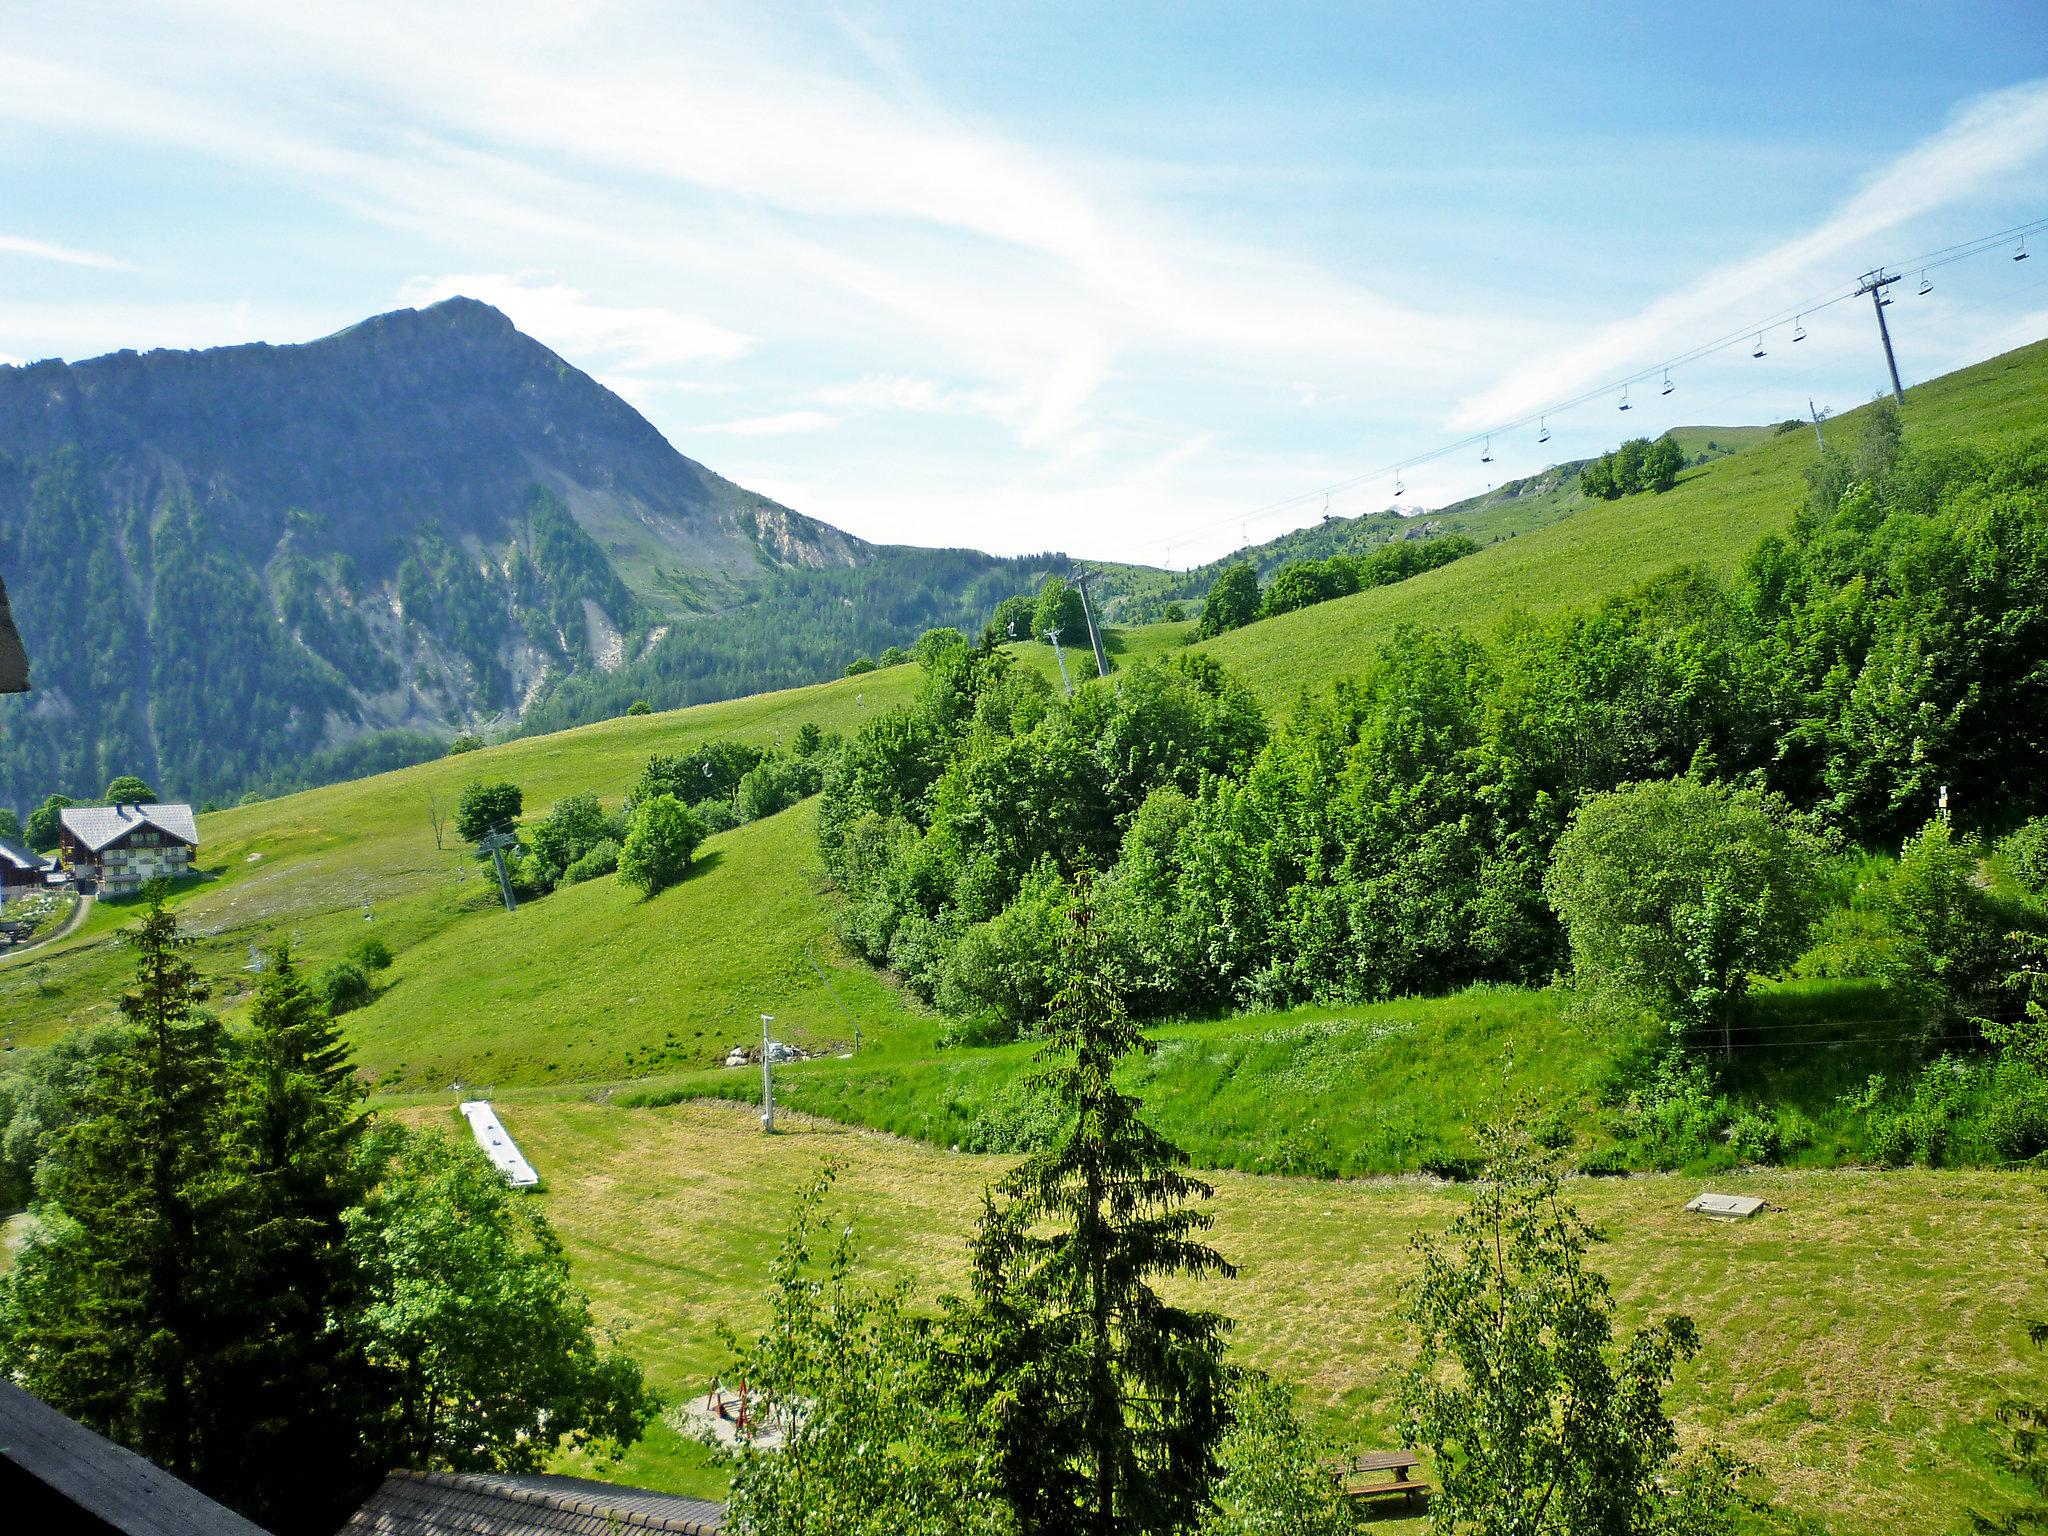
0,884 -> 236,1484
957,905 -> 1236,1536
218,941 -> 379,1534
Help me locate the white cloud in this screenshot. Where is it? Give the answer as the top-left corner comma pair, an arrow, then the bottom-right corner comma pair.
690,410 -> 840,437
0,233 -> 135,271
397,273 -> 751,371
1453,79 -> 2048,428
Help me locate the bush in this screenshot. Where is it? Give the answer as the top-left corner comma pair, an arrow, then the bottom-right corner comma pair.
618,794 -> 706,897
526,792 -> 624,884
691,797 -> 742,834
317,958 -> 372,1015
349,935 -> 393,971
625,700 -> 653,716
844,656 -> 876,676
1545,778 -> 1826,1039
561,837 -> 620,885
446,733 -> 485,755
1880,818 -> 2028,1023
2001,817 -> 2048,899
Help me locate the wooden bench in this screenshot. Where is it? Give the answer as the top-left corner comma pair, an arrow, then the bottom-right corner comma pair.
1322,1450 -> 1431,1508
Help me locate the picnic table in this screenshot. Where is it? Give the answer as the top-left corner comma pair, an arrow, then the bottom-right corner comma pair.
1323,1449 -> 1431,1508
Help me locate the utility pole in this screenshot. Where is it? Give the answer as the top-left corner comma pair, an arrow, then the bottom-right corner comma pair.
1858,269 -> 1905,405
1045,627 -> 1073,698
760,1013 -> 776,1133
1072,569 -> 1109,679
477,828 -> 519,913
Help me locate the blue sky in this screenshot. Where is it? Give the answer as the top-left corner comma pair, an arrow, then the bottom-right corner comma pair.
3,2 -> 2046,562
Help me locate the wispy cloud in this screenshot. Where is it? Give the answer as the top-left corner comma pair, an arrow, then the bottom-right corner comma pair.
397,274 -> 751,370
0,233 -> 135,271
690,410 -> 840,437
1453,79 -> 2048,428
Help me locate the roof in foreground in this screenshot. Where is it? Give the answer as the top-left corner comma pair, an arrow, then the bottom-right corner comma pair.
340,1469 -> 726,1536
0,1380 -> 272,1536
0,575 -> 25,693
59,803 -> 201,851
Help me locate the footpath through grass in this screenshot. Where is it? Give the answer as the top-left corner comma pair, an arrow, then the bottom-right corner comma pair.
430,1094 -> 2048,1536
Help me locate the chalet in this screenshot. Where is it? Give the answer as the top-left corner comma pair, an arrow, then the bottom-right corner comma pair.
59,803 -> 200,896
1,835 -> 53,902
0,574 -> 26,693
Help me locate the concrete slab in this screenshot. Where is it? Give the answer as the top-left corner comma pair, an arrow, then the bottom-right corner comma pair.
1685,1192 -> 1767,1221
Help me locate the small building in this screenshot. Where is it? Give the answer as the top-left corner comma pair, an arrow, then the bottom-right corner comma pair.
0,1380 -> 272,1536
0,835 -> 51,902
58,804 -> 200,896
341,1468 -> 726,1535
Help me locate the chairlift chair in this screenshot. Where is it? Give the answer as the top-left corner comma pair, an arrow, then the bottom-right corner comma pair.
1538,416 -> 1550,445
1793,316 -> 1807,342
2018,235 -> 2032,262
1752,333 -> 1766,358
1480,436 -> 1493,464
1393,476 -> 1405,498
1661,370 -> 1674,397
1918,270 -> 1933,296
1618,385 -> 1631,412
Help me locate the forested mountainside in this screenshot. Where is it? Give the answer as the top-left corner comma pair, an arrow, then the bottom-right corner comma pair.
0,299 -> 1060,811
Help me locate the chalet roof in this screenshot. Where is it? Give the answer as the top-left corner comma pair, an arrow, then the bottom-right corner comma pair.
340,1469 -> 726,1536
60,803 -> 201,852
0,836 -> 51,873
0,1380 -> 273,1536
0,575 -> 25,693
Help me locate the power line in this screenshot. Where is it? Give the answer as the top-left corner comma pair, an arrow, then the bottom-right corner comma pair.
1101,213 -> 2048,567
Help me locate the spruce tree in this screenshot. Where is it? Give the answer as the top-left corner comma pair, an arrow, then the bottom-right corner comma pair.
0,885 -> 235,1483
957,907 -> 1236,1536
218,941 -> 378,1534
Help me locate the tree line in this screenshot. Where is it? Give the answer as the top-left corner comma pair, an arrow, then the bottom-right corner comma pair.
1195,535 -> 1479,637
1577,434 -> 1687,499
0,890 -> 651,1535
814,411 -> 2048,1115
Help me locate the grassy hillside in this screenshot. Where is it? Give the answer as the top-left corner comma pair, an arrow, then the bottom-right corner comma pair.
409,1095 -> 2048,1536
4,338 -> 2041,1100
1196,339 -> 2048,702
0,623 -> 1192,1073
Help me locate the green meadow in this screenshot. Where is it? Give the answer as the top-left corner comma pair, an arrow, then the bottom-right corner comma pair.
398,1094 -> 2048,1536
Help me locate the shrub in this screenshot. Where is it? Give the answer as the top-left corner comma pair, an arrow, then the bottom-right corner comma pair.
317,958 -> 371,1015
692,797 -> 742,834
2001,817 -> 2048,899
844,656 -> 877,676
561,837 -> 620,885
349,936 -> 393,971
625,700 -> 653,716
1880,818 -> 2027,1023
1545,778 -> 1826,1041
617,794 -> 706,897
447,733 -> 485,755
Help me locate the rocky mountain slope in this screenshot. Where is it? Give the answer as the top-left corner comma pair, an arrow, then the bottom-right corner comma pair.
0,298 -> 894,809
